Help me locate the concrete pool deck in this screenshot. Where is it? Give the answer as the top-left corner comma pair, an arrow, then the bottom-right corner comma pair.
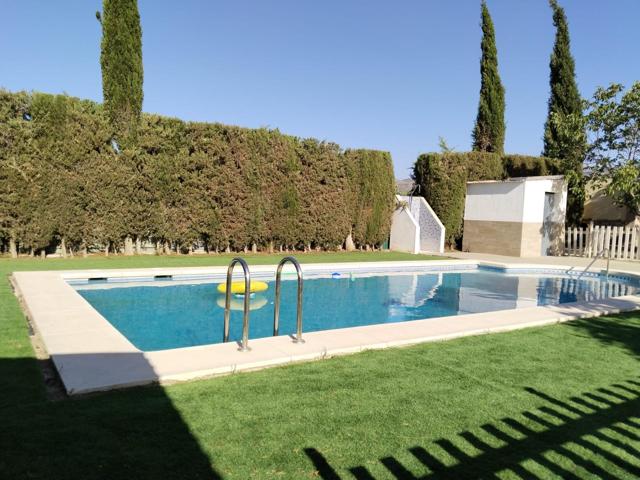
11,259 -> 640,395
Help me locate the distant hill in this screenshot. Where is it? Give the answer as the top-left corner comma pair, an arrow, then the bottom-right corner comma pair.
396,178 -> 414,195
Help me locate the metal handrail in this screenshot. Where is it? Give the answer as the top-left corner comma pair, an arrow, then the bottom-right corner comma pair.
407,183 -> 421,209
273,256 -> 304,343
223,257 -> 251,351
576,248 -> 611,280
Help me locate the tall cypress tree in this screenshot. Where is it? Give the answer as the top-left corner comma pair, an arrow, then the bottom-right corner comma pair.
472,1 -> 505,154
543,0 -> 586,225
98,0 -> 143,142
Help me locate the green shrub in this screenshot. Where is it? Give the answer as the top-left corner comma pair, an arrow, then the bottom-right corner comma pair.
0,90 -> 395,255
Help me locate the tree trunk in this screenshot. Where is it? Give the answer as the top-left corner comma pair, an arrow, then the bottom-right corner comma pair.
164,241 -> 172,255
104,243 -> 110,257
135,236 -> 142,255
9,236 -> 17,259
267,240 -> 274,254
60,237 -> 68,258
251,242 -> 257,253
124,235 -> 134,256
345,232 -> 356,252
40,249 -> 46,259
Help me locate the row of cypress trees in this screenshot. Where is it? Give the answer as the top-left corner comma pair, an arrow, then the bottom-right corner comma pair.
472,0 -> 585,225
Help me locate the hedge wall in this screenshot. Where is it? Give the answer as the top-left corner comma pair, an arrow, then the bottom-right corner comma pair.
0,90 -> 395,256
502,154 -> 559,177
345,149 -> 396,247
413,152 -> 558,247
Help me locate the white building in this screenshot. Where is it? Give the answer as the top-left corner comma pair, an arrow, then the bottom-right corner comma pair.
463,176 -> 567,257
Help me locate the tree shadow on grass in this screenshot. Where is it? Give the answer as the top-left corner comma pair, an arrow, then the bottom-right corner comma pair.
566,312 -> 640,359
305,379 -> 640,479
0,354 -> 222,479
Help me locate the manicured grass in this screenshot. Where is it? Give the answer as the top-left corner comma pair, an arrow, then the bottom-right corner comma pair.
1,253 -> 639,479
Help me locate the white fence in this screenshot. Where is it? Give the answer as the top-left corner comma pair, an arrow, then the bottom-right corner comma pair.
565,224 -> 639,260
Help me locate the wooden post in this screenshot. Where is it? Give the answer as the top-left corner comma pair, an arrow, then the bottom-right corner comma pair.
610,226 -> 617,258
624,227 -> 631,259
616,227 -> 623,258
577,226 -> 583,255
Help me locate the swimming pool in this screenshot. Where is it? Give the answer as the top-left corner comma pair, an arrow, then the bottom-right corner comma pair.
74,266 -> 640,352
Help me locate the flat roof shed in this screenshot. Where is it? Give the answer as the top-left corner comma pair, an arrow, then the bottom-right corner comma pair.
462,176 -> 567,257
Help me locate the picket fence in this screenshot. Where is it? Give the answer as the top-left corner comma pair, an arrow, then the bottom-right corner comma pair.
565,223 -> 640,260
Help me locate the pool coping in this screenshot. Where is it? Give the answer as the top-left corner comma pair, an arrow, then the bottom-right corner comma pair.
11,259 -> 640,395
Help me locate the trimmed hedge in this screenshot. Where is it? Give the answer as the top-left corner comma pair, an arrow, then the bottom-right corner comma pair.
0,90 -> 395,255
345,149 -> 396,247
413,152 -> 558,247
502,154 -> 559,177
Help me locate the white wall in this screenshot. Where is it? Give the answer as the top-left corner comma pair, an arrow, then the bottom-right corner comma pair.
464,177 -> 567,224
391,195 -> 445,254
464,182 -> 525,222
389,206 -> 420,254
522,178 -> 567,223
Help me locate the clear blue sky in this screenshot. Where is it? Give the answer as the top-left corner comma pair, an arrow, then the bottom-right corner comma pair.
1,1 -> 639,178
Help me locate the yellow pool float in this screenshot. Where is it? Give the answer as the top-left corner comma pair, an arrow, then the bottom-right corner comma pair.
217,280 -> 268,295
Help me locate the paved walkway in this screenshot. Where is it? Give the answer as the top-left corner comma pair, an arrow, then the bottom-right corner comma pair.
445,251 -> 640,273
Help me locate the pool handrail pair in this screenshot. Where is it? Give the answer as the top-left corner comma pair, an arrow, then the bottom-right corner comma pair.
222,256 -> 304,351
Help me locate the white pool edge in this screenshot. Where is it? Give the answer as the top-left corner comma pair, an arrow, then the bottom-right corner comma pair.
11,259 -> 640,395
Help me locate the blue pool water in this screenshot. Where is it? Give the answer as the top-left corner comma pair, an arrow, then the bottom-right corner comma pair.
74,268 -> 640,351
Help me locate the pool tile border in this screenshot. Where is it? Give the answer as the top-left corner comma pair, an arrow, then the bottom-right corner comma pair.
11,259 -> 640,395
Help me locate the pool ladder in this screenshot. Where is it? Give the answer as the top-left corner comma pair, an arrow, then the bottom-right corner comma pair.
571,248 -> 611,280
222,256 -> 304,351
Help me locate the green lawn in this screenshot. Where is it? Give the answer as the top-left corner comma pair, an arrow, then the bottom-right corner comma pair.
1,253 -> 639,479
